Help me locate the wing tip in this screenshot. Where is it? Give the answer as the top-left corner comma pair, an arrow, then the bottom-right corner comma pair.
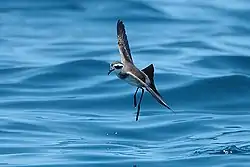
164,103 -> 175,113
155,92 -> 175,113
117,19 -> 123,24
117,19 -> 124,30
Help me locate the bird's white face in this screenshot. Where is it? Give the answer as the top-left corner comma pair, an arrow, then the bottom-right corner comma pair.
108,62 -> 124,75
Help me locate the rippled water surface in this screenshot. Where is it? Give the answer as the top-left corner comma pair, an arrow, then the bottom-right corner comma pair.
1,0 -> 250,166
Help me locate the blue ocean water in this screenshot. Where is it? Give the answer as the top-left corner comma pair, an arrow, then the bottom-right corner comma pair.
1,0 -> 250,166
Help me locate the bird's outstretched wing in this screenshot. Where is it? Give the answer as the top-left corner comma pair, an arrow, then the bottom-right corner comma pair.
127,71 -> 174,111
117,20 -> 133,64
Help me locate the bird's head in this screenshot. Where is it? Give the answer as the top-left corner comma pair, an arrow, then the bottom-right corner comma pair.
108,61 -> 124,75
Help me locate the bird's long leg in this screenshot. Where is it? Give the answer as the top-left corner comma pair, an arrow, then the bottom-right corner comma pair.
136,88 -> 144,121
133,87 -> 139,108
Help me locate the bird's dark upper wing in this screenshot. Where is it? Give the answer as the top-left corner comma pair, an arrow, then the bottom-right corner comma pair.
117,20 -> 133,64
127,71 -> 174,111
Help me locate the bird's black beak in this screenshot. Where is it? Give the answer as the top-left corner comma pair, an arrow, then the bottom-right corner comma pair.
108,69 -> 114,75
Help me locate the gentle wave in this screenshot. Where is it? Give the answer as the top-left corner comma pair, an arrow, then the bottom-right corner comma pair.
1,0 -> 250,166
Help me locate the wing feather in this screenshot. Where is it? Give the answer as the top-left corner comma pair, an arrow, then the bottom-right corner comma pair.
117,20 -> 133,64
127,72 -> 173,111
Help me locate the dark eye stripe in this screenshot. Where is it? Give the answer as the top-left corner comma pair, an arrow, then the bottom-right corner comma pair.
114,65 -> 123,69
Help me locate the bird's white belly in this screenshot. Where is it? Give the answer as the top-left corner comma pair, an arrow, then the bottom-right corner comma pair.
124,75 -> 142,87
